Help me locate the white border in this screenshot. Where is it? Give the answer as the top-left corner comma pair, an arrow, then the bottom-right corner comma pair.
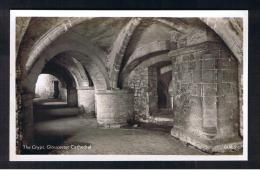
10,10 -> 248,161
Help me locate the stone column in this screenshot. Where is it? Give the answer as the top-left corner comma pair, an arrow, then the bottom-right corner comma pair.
147,66 -> 158,114
169,41 -> 242,153
95,90 -> 134,128
21,92 -> 34,146
67,88 -> 78,107
238,64 -> 243,137
170,95 -> 174,109
77,87 -> 95,117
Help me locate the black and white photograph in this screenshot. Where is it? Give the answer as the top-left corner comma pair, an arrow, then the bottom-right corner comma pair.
9,10 -> 248,161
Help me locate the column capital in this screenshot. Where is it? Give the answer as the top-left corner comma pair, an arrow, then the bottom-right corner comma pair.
95,89 -> 133,95
76,86 -> 94,90
168,41 -> 222,58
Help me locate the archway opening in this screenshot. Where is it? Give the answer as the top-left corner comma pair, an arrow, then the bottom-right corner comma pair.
147,64 -> 173,119
34,74 -> 67,102
157,70 -> 172,109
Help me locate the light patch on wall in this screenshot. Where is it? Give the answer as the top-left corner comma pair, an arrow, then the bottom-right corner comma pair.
35,74 -> 67,100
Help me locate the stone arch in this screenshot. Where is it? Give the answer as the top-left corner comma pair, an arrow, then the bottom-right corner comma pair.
22,35 -> 110,93
40,61 -> 80,106
120,53 -> 171,88
18,18 -> 243,90
114,18 -> 242,90
58,51 -> 109,90
51,55 -> 90,88
34,73 -> 68,100
19,18 -> 92,72
107,18 -> 142,88
200,18 -> 243,63
41,61 -> 77,89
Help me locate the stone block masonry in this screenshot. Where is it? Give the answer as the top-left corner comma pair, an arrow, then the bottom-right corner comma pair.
147,66 -> 159,114
128,66 -> 149,118
128,65 -> 159,120
170,41 -> 242,153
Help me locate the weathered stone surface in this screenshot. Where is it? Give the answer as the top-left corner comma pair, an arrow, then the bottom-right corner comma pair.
128,66 -> 149,118
35,74 -> 67,100
169,41 -> 241,153
77,87 -> 95,117
21,93 -> 34,146
127,64 -> 169,122
95,90 -> 134,128
67,88 -> 78,107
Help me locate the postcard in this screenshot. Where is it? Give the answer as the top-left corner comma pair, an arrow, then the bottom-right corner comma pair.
10,10 -> 248,161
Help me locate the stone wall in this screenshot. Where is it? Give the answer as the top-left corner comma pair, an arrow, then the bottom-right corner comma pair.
148,67 -> 158,114
35,74 -> 67,100
128,66 -> 149,119
170,41 -> 241,152
158,70 -> 172,108
128,65 -> 159,120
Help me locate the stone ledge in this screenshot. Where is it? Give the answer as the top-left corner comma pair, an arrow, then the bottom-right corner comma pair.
139,116 -> 173,126
77,86 -> 94,90
95,89 -> 133,95
169,41 -> 223,58
97,122 -> 127,128
171,127 -> 242,153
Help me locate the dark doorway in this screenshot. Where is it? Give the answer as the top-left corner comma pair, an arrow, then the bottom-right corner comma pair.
158,81 -> 168,108
157,71 -> 172,109
53,81 -> 60,99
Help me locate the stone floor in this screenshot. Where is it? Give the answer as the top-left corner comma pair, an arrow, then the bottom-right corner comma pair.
34,117 -> 206,155
31,99 -> 241,155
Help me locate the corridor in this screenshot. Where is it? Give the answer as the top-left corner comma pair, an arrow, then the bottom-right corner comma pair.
32,99 -> 206,155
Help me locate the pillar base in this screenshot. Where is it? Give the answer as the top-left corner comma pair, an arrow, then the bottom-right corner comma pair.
21,93 -> 34,146
171,127 -> 242,153
97,122 -> 127,128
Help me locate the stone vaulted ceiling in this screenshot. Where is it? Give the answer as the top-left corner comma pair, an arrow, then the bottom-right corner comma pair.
17,17 -> 243,66
16,17 -> 243,91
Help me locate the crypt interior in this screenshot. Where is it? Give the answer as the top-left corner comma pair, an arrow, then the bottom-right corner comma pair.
16,17 -> 244,155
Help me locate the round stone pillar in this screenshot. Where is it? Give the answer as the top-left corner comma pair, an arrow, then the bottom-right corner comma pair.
95,90 -> 134,128
21,93 -> 34,145
67,88 -> 78,107
77,87 -> 95,117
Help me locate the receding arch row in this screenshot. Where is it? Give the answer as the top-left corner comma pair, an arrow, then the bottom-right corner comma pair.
36,62 -> 80,106
51,55 -> 91,88
20,18 -> 242,72
19,17 -> 243,92
22,36 -> 110,93
20,18 -> 93,72
41,62 -> 77,89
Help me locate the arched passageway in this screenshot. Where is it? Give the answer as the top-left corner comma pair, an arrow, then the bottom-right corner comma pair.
35,74 -> 67,100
